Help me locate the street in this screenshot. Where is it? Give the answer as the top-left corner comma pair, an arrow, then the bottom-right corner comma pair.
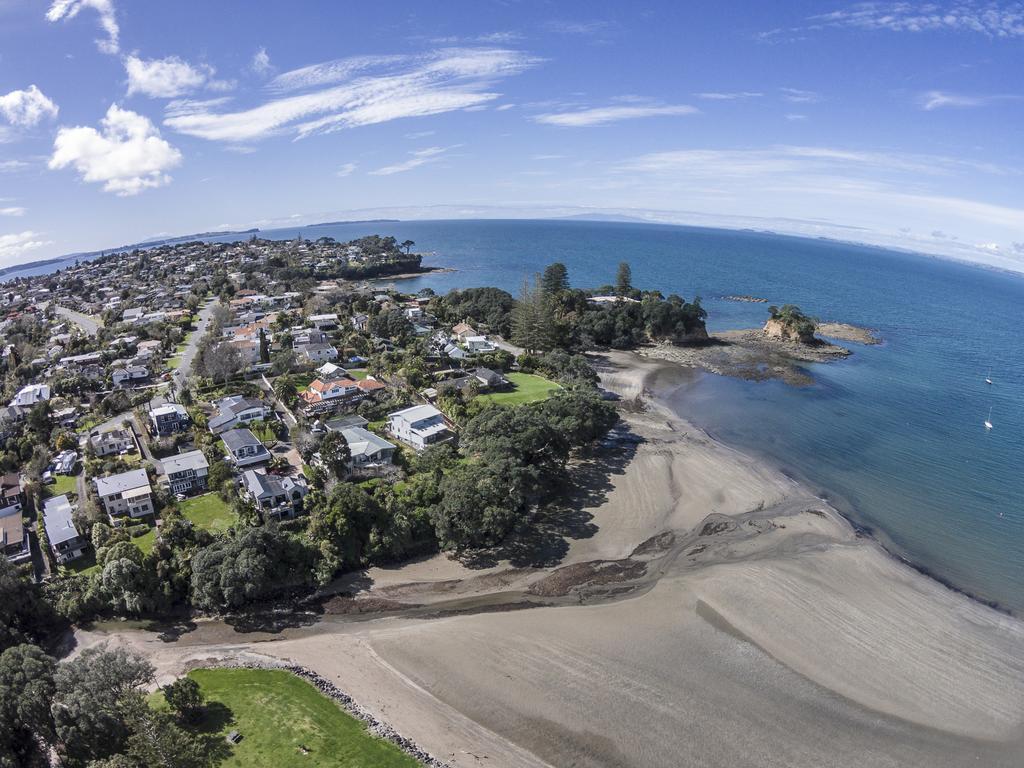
54,305 -> 102,336
173,298 -> 217,387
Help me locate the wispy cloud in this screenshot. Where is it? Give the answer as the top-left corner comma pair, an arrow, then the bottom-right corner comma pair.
0,85 -> 59,128
0,160 -> 30,172
810,2 -> 1024,38
125,55 -> 232,98
543,19 -> 615,36
694,91 -> 763,100
918,89 -> 1020,109
164,48 -> 538,143
49,104 -> 182,195
533,103 -> 698,127
46,0 -> 119,54
780,87 -> 820,103
251,47 -> 273,76
785,113 -> 808,120
336,162 -> 357,177
369,146 -> 451,176
0,231 -> 52,267
0,207 -> 26,217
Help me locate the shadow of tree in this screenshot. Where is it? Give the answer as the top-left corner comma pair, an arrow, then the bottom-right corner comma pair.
190,701 -> 235,763
224,602 -> 324,634
459,436 -> 640,570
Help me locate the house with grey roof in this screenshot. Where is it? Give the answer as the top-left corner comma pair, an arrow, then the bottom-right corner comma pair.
387,404 -> 453,450
149,402 -> 190,436
221,428 -> 271,467
43,495 -> 87,563
340,427 -> 396,468
94,468 -> 154,522
1,514 -> 30,565
208,395 -> 271,435
161,449 -> 209,495
240,469 -> 308,519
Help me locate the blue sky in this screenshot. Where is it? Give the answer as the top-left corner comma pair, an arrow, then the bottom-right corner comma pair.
1,1 -> 1022,271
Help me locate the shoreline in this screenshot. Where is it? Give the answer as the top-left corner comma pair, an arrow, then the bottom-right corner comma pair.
73,351 -> 1024,767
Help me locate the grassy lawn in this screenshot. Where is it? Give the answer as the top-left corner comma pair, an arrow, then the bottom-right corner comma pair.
46,473 -> 79,498
132,526 -> 157,555
162,668 -> 418,768
249,421 -> 278,442
478,372 -> 560,406
346,368 -> 368,380
65,551 -> 101,577
180,493 -> 236,534
166,355 -> 182,370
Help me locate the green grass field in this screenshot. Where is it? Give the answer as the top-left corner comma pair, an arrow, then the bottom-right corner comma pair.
346,368 -> 368,380
173,668 -> 419,767
478,372 -> 560,406
132,526 -> 157,555
166,355 -> 182,370
180,493 -> 236,534
46,473 -> 78,498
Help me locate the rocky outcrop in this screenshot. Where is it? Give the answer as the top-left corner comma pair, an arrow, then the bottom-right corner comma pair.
763,316 -> 815,344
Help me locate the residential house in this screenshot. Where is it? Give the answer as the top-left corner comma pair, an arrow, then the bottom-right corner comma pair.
88,427 -> 135,457
221,428 -> 271,467
464,335 -> 495,354
208,395 -> 271,435
94,469 -> 154,522
292,328 -> 328,346
316,361 -> 346,379
112,365 -> 149,387
297,342 -> 338,364
42,495 -> 87,563
9,383 -> 50,413
0,513 -> 30,564
350,313 -> 369,332
162,449 -> 209,495
227,338 -> 261,366
121,307 -> 146,323
451,322 -> 477,342
240,470 -> 308,519
149,403 -> 190,436
387,404 -> 453,450
324,414 -> 369,432
299,376 -> 361,414
53,450 -> 78,475
308,313 -> 339,330
135,339 -> 163,359
341,427 -> 396,467
0,473 -> 24,518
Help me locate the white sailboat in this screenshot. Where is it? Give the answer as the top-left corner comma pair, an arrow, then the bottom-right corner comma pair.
984,407 -> 993,430
985,368 -> 993,385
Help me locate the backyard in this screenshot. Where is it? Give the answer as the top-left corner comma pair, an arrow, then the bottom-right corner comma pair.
180,493 -> 236,534
478,372 -> 560,406
165,668 -> 419,768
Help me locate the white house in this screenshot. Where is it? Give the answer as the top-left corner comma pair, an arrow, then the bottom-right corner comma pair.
112,365 -> 149,387
9,383 -> 50,413
42,495 -> 87,564
162,449 -> 209,495
387,404 -> 453,450
94,469 -> 154,522
221,428 -> 271,467
308,313 -> 339,330
464,336 -> 495,353
240,470 -> 308,519
208,395 -> 271,435
88,428 -> 136,457
341,427 -> 396,467
297,342 -> 338,364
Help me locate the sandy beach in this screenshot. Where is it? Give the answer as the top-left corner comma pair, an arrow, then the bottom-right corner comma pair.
75,351 -> 1024,767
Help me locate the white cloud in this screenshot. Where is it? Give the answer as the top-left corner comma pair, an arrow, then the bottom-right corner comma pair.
694,91 -> 763,100
0,85 -> 59,128
0,207 -> 26,216
0,231 -> 52,267
125,54 -> 230,98
780,87 -> 819,103
251,47 -> 273,76
165,48 -> 538,142
785,113 -> 808,120
533,103 -> 698,127
336,162 -> 357,177
369,146 -> 449,175
46,0 -> 119,54
49,104 -> 182,195
809,3 -> 1024,38
0,160 -> 30,172
917,90 -> 1020,110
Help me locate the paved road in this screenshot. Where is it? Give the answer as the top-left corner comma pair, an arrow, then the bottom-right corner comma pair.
55,305 -> 102,336
173,298 -> 217,388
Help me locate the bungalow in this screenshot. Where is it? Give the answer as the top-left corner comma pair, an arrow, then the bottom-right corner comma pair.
42,495 -> 87,564
162,449 -> 209,495
292,328 -> 328,347
53,450 -> 78,475
136,339 -> 163,358
208,395 -> 271,435
149,403 -> 190,436
9,383 -> 50,413
299,375 -> 360,412
221,428 -> 271,467
112,365 -> 149,387
88,427 -> 135,457
341,427 -> 396,467
308,313 -> 339,331
387,404 -> 453,450
0,513 -> 30,564
297,342 -> 338,364
316,361 -> 346,379
94,468 -> 154,522
464,335 -> 495,354
121,307 -> 146,323
240,469 -> 308,519
0,473 -> 24,518
324,414 -> 369,432
451,322 -> 477,342
350,313 -> 369,332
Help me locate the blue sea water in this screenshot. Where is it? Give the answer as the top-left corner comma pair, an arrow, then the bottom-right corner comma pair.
15,219 -> 1024,613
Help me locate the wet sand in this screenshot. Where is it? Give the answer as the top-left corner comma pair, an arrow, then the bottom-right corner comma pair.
74,351 -> 1024,767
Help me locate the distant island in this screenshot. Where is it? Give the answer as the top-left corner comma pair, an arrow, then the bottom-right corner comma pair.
723,294 -> 768,303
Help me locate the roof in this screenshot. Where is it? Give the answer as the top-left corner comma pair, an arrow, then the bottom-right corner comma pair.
389,404 -> 443,424
94,468 -> 151,497
342,427 -> 395,459
162,449 -> 209,475
0,514 -> 24,548
151,403 -> 187,418
241,469 -> 306,500
43,495 -> 80,546
221,428 -> 261,452
324,414 -> 368,431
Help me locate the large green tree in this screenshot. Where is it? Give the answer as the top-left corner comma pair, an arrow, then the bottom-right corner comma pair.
541,262 -> 570,295
0,644 -> 56,765
615,261 -> 633,296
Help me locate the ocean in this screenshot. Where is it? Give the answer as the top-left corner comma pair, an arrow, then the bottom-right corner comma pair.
15,219 -> 1024,614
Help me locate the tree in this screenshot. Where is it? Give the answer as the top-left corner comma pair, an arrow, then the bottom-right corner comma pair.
369,308 -> 413,342
511,275 -> 555,353
539,388 -> 618,446
615,261 -> 633,297
400,239 -> 415,254
202,341 -> 243,384
317,430 -> 351,481
52,645 -> 155,766
272,376 -> 298,407
0,557 -> 53,653
162,677 -> 203,724
306,482 -> 387,580
541,262 -> 569,295
0,644 -> 56,764
430,460 -> 523,551
258,328 -> 270,364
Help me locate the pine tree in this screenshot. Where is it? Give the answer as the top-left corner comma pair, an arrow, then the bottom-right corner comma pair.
615,261 -> 633,297
541,262 -> 569,295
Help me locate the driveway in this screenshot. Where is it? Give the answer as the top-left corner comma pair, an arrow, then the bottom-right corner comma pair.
55,305 -> 102,336
173,298 -> 217,387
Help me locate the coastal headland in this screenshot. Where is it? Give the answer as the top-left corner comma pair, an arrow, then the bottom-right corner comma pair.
75,351 -> 1024,768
